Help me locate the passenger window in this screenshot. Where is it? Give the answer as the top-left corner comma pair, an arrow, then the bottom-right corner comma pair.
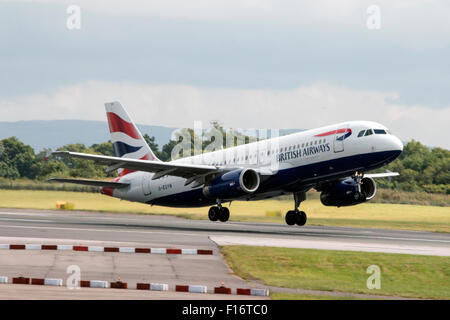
301,143 -> 304,148
365,129 -> 373,136
314,140 -> 317,145
358,130 -> 365,137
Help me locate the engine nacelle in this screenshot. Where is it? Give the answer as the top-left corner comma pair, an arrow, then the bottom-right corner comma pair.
203,168 -> 260,200
320,177 -> 377,207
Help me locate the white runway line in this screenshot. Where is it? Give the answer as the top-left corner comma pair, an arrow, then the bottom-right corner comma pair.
209,235 -> 450,256
0,212 -> 142,223
0,218 -> 54,223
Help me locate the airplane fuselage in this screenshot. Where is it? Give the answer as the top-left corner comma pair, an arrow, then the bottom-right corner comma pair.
108,120 -> 403,207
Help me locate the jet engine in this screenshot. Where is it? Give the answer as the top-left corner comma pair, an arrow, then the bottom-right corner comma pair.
203,168 -> 260,200
319,176 -> 377,207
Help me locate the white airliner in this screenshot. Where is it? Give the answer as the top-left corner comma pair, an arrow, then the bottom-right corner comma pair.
50,101 -> 403,226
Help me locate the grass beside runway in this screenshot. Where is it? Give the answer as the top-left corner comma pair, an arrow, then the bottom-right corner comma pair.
0,189 -> 449,233
269,293 -> 371,300
220,246 -> 450,300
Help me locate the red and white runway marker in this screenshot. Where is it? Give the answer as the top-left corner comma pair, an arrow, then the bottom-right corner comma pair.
0,275 -> 269,296
0,243 -> 213,255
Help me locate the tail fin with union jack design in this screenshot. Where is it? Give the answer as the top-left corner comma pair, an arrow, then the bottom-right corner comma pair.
105,101 -> 160,176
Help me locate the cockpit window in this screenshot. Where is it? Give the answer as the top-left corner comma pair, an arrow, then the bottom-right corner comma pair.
374,129 -> 386,134
364,129 -> 373,136
357,130 -> 365,137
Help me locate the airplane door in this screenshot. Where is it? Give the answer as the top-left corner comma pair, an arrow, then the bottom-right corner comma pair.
333,126 -> 347,153
142,174 -> 152,196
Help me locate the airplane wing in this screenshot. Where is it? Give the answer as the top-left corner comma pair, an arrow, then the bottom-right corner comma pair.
48,178 -> 130,188
364,172 -> 399,178
52,151 -> 218,181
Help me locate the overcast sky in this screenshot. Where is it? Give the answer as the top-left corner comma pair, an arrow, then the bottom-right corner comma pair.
1,0 -> 449,149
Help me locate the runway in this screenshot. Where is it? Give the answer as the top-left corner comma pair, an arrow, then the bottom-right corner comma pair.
0,208 -> 448,256
0,208 -> 449,299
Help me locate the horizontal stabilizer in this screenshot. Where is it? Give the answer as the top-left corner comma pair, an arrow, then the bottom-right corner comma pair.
48,178 -> 129,188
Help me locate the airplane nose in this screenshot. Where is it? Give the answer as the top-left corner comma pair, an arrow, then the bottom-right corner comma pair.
392,135 -> 403,152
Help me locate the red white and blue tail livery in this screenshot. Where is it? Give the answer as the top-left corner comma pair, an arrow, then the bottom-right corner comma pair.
50,101 -> 403,226
106,102 -> 159,175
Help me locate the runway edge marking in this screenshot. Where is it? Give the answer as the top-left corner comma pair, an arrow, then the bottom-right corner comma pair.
1,275 -> 269,296
0,243 -> 213,255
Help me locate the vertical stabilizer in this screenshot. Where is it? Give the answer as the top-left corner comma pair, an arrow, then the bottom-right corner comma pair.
105,101 -> 160,176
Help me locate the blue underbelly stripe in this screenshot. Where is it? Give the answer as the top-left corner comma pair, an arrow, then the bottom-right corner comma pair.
146,150 -> 401,208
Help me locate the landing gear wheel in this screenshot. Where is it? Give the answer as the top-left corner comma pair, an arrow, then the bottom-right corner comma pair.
208,206 -> 220,222
285,210 -> 296,226
219,207 -> 230,222
286,191 -> 308,226
295,211 -> 307,226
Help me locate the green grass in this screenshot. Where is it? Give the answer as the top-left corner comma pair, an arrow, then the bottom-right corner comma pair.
0,189 -> 449,232
221,246 -> 450,300
270,293 -> 371,300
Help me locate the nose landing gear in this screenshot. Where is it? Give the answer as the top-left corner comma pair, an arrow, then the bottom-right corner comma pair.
285,191 -> 307,226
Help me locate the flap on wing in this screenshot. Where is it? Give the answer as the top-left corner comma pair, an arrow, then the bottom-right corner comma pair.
48,178 -> 129,188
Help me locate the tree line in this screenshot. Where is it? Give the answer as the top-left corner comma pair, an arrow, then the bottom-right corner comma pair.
0,129 -> 448,194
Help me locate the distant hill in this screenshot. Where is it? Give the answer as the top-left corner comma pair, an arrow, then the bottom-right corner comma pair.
0,120 -> 176,152
0,120 -> 303,152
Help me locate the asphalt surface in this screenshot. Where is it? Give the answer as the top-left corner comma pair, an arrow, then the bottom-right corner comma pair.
0,208 -> 448,255
0,208 -> 448,299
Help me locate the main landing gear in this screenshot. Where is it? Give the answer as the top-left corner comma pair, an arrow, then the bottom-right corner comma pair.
285,191 -> 307,226
208,201 -> 230,222
352,171 -> 365,201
